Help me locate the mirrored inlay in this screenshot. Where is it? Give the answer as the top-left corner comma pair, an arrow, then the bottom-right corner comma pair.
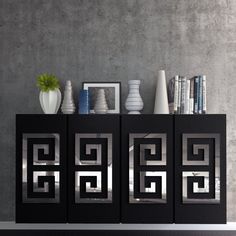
129,133 -> 167,204
75,133 -> 112,203
182,133 -> 220,204
22,133 -> 60,203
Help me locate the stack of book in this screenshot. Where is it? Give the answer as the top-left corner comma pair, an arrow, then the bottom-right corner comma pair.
173,75 -> 207,114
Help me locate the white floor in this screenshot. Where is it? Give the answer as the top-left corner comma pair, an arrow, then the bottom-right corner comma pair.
0,222 -> 236,231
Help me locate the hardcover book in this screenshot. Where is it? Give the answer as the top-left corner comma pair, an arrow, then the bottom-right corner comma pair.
174,75 -> 179,114
198,75 -> 203,114
194,76 -> 199,114
202,75 -> 207,114
180,77 -> 186,114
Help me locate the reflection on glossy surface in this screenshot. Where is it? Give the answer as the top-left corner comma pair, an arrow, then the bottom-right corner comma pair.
23,133 -> 60,166
182,171 -> 220,204
75,170 -> 112,203
182,133 -> 220,204
129,133 -> 167,166
22,172 -> 60,203
75,133 -> 112,203
129,133 -> 167,204
182,133 -> 219,166
22,133 -> 60,203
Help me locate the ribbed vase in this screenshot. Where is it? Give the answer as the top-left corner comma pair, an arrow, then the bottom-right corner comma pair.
61,80 -> 75,114
125,80 -> 143,114
94,89 -> 108,114
39,89 -> 61,114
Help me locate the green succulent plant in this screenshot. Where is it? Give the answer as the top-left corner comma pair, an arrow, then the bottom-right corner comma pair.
37,73 -> 60,92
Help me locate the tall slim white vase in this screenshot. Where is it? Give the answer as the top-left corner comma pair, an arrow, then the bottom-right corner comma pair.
153,70 -> 169,114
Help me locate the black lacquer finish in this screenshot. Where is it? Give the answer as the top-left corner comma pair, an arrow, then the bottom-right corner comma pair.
16,114 -> 226,224
16,115 -> 67,223
68,115 -> 120,223
174,115 -> 226,223
121,115 -> 173,223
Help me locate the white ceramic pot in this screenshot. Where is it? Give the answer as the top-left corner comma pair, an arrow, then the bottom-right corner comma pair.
39,88 -> 61,114
125,80 -> 143,114
153,70 -> 169,114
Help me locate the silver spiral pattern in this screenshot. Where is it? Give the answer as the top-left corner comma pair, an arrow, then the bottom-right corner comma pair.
182,133 -> 220,204
75,133 -> 112,203
22,133 -> 60,203
129,133 -> 167,204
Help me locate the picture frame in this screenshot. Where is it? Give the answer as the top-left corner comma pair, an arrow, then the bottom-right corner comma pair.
82,82 -> 121,114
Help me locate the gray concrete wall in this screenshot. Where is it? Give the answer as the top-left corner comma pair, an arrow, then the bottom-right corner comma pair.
0,0 -> 235,221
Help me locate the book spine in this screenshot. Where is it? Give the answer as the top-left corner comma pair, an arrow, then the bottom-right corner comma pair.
180,77 -> 186,114
79,89 -> 89,114
189,98 -> 194,114
198,75 -> 203,114
189,78 -> 194,114
169,103 -> 174,114
202,75 -> 207,114
173,75 -> 179,114
194,76 -> 199,114
177,76 -> 182,114
185,79 -> 190,114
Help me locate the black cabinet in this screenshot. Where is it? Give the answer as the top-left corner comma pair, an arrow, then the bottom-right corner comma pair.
121,115 -> 173,223
16,114 -> 226,223
174,115 -> 226,223
16,115 -> 67,223
68,115 -> 120,223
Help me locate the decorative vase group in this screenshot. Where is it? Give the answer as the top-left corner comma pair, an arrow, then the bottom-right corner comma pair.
61,80 -> 75,114
125,80 -> 143,114
38,70 -> 169,115
39,89 -> 61,114
94,89 -> 108,114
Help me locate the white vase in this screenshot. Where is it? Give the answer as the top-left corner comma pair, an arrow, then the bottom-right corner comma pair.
94,89 -> 108,114
153,70 -> 169,114
125,80 -> 143,114
61,80 -> 75,114
39,89 -> 61,114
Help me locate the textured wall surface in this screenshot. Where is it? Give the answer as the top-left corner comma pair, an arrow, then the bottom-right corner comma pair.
0,0 -> 236,221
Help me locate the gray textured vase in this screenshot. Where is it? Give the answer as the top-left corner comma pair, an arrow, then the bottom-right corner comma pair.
61,80 -> 75,114
94,89 -> 108,114
125,80 -> 144,114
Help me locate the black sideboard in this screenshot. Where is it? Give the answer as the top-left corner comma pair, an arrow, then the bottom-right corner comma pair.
16,114 -> 226,224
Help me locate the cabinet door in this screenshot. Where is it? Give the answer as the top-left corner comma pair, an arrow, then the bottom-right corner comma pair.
68,115 -> 120,222
175,115 -> 226,223
16,115 -> 67,223
121,115 -> 173,223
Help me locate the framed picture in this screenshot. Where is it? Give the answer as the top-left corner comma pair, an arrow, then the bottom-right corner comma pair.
82,82 -> 121,114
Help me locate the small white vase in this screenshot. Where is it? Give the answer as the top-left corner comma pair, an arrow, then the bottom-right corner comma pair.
39,89 -> 61,114
94,89 -> 108,114
125,80 -> 143,114
61,80 -> 75,114
153,70 -> 169,114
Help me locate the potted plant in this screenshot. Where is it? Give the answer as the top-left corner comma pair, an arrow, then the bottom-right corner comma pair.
37,73 -> 62,114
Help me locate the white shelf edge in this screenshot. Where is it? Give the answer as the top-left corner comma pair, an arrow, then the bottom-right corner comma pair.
0,222 -> 235,230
